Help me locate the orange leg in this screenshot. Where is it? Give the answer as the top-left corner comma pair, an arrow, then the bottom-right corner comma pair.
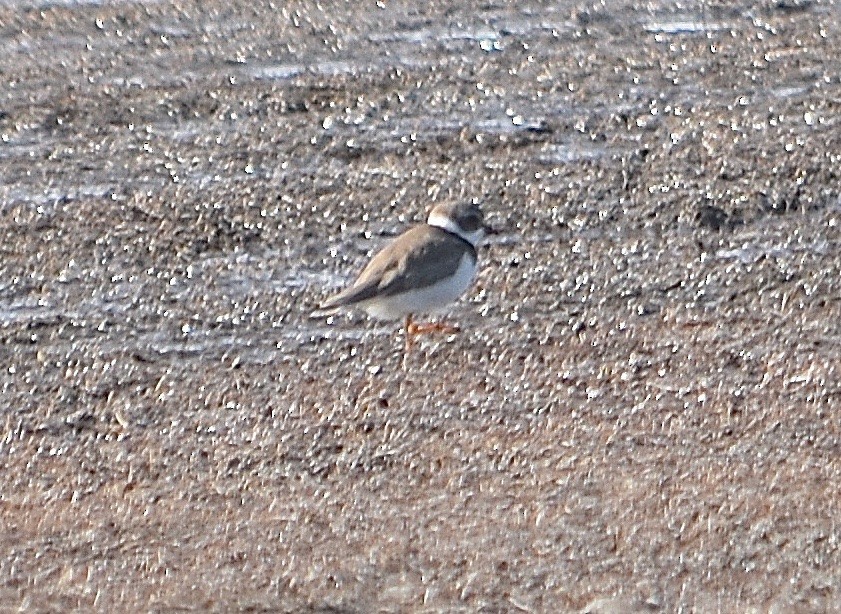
404,314 -> 415,353
404,313 -> 460,352
408,321 -> 461,335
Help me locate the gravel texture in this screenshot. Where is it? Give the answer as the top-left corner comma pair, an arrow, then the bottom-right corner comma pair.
1,0 -> 840,611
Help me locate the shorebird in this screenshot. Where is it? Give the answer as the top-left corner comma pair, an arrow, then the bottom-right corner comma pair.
318,201 -> 490,350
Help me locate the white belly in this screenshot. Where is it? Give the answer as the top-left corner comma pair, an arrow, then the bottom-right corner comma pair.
361,254 -> 477,320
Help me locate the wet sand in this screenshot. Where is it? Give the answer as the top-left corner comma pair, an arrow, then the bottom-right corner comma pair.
1,0 -> 840,611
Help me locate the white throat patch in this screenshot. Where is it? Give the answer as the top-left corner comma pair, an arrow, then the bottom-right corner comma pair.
427,212 -> 484,247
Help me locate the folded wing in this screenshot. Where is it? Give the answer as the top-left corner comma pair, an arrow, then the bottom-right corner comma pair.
320,226 -> 475,309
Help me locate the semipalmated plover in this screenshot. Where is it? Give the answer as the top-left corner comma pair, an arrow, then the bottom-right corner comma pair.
318,202 -> 490,349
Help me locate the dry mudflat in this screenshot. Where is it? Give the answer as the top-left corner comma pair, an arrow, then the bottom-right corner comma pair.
1,0 -> 840,611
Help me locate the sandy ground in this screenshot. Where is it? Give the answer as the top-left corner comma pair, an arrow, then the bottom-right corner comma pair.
1,0 -> 841,611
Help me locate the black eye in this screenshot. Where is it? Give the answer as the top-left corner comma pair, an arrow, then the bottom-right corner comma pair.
465,213 -> 482,231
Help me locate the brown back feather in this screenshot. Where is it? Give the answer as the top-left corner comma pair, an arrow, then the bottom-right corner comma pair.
321,225 -> 476,308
